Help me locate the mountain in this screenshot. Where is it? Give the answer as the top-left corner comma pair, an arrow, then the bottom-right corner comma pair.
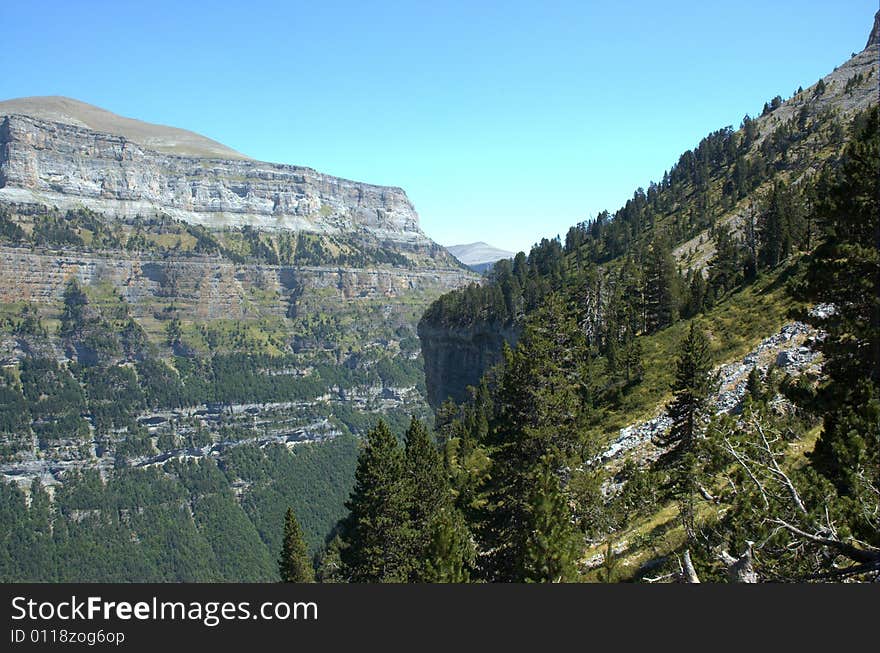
0,97 -> 477,581
1,11 -> 877,583
0,98 -> 440,249
0,96 -> 249,159
446,242 -> 515,273
410,11 -> 879,583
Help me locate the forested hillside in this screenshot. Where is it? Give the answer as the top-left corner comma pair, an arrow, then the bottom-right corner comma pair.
372,24 -> 878,582
0,98 -> 477,581
420,33 -> 877,406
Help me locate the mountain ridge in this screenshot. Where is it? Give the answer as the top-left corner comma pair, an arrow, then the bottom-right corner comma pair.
0,96 -> 249,160
0,110 -> 433,248
419,14 -> 879,407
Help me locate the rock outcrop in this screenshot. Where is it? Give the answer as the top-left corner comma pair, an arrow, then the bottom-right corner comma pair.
0,108 -> 431,247
600,319 -> 823,464
418,321 -> 520,407
867,9 -> 880,48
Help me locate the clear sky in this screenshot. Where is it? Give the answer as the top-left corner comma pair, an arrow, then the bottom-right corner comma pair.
1,1 -> 876,253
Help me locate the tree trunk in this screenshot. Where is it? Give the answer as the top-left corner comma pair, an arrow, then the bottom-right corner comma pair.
719,545 -> 758,583
681,549 -> 701,583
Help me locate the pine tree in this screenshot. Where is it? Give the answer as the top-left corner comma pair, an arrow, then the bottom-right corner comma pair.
742,201 -> 759,280
708,224 -> 742,297
404,417 -> 474,582
315,535 -> 345,583
421,508 -> 475,583
278,507 -> 314,583
644,236 -> 679,332
478,296 -> 586,581
656,324 -> 716,546
795,107 -> 879,522
521,455 -> 580,582
658,323 -> 716,459
758,181 -> 805,269
745,366 -> 765,404
623,329 -> 644,384
340,419 -> 413,582
405,418 -> 447,524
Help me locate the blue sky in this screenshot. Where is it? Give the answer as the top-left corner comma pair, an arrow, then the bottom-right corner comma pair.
2,1 -> 876,253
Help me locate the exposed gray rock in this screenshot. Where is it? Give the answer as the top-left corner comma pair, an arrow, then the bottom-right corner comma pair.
868,9 -> 880,48
0,112 -> 431,247
418,321 -> 520,408
599,319 -> 822,463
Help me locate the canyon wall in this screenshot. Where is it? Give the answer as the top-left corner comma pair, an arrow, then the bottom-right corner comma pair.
0,113 -> 429,246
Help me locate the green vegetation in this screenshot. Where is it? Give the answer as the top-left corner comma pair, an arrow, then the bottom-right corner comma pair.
1,63 -> 875,584
0,434 -> 359,581
0,207 -> 429,269
331,418 -> 474,583
278,507 -> 314,583
407,97 -> 877,582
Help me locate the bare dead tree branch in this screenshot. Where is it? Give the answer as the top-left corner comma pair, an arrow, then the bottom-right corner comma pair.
644,572 -> 678,583
681,549 -> 701,583
722,436 -> 770,509
719,543 -> 758,583
698,484 -> 716,502
770,519 -> 880,565
751,415 -> 808,516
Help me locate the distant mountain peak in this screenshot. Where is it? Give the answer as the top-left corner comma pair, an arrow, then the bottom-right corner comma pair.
446,242 -> 515,273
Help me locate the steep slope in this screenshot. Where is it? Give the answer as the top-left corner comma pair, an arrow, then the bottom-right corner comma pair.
0,98 -> 477,581
413,12 -> 879,584
419,18 -> 879,407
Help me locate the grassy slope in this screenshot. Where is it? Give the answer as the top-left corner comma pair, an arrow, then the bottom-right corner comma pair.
581,425 -> 821,582
586,261 -> 800,444
578,259 -> 816,581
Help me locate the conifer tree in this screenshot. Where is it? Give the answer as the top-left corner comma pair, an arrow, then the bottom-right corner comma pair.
758,181 -> 805,269
708,224 -> 742,297
421,508 -> 475,583
656,325 -> 716,548
340,419 -> 413,582
623,329 -> 644,384
745,367 -> 765,404
405,418 -> 447,526
478,296 -> 585,581
521,455 -> 580,582
644,237 -> 679,332
404,417 -> 474,582
658,323 -> 716,459
794,107 -> 879,523
315,535 -> 345,583
278,507 -> 314,583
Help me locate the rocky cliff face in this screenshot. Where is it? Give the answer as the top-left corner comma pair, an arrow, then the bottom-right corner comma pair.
0,112 -> 429,246
0,98 -> 479,495
418,321 -> 519,407
867,9 -> 880,48
0,245 -> 475,322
